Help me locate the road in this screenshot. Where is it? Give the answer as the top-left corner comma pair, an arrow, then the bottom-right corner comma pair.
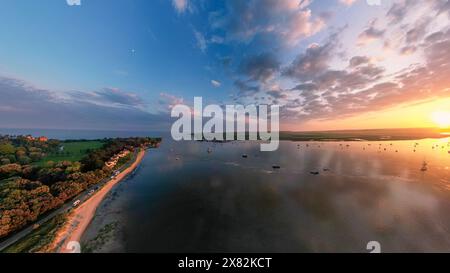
0,150 -> 139,252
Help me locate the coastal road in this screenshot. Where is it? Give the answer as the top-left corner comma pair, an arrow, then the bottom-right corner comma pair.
0,150 -> 139,252
57,149 -> 145,253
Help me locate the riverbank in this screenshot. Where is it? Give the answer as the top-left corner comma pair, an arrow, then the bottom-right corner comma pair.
47,149 -> 146,253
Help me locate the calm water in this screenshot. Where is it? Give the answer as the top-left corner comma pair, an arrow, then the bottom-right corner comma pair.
4,128 -> 450,252
85,138 -> 450,253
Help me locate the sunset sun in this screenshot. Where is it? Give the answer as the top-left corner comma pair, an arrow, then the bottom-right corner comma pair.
431,111 -> 450,129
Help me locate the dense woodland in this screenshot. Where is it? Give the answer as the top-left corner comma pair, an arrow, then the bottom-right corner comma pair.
0,135 -> 160,238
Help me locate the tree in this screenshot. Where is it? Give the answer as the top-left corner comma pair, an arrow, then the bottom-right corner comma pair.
0,143 -> 15,155
15,147 -> 26,158
0,164 -> 22,180
1,158 -> 11,165
29,152 -> 42,161
18,156 -> 31,165
7,155 -> 16,163
0,135 -> 161,238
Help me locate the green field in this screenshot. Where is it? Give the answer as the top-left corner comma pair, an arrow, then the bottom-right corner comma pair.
36,141 -> 105,165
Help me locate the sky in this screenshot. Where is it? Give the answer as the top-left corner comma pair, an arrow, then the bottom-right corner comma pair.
0,0 -> 449,132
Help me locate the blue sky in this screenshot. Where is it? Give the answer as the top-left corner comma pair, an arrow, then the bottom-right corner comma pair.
1,0 -> 449,131
0,1 -> 217,96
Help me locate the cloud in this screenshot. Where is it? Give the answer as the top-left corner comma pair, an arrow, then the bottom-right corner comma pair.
405,18 -> 432,45
65,87 -> 147,113
267,87 -> 288,99
357,20 -> 385,46
0,76 -> 170,131
290,83 -> 318,92
210,35 -> 225,44
159,92 -> 184,110
424,30 -> 449,44
193,30 -> 207,53
233,79 -> 260,96
214,0 -> 325,46
283,31 -> 341,81
25,0 -> 450,131
211,80 -> 221,87
283,43 -> 332,81
349,56 -> 371,67
192,29 -> 227,53
239,52 -> 281,83
386,0 -> 419,24
399,46 -> 417,55
194,0 -> 332,108
230,52 -> 284,100
339,0 -> 357,6
91,88 -> 145,108
279,24 -> 450,123
435,0 -> 450,17
172,0 -> 189,14
208,0 -> 450,127
281,9 -> 326,46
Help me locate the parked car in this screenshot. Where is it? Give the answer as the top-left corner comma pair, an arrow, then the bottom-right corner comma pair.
73,200 -> 81,207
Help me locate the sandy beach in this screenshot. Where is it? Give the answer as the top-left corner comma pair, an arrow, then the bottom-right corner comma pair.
48,149 -> 146,253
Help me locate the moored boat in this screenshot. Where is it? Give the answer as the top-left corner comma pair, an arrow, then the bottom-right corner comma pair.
421,161 -> 428,172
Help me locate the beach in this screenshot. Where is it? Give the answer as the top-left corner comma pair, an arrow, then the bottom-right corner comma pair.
48,149 -> 146,253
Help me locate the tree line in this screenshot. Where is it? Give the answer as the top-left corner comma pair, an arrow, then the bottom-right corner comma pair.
0,136 -> 161,238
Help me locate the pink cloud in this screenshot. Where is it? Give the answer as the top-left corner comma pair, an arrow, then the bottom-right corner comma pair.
339,0 -> 357,6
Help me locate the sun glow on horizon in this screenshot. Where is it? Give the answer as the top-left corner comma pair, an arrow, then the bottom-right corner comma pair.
282,98 -> 450,131
431,111 -> 450,129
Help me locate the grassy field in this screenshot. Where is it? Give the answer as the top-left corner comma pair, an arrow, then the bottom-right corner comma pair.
37,141 -> 105,165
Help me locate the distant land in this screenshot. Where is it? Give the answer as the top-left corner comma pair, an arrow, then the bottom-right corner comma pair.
280,128 -> 449,142
0,127 -> 448,142
193,127 -> 449,142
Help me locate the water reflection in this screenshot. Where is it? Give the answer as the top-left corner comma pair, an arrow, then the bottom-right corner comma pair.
88,138 -> 450,252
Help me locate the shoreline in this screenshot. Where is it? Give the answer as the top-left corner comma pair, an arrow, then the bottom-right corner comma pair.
48,149 -> 146,253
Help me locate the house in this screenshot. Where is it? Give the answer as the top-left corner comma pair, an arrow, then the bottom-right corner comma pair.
118,150 -> 130,158
38,136 -> 48,142
105,161 -> 116,168
104,149 -> 130,169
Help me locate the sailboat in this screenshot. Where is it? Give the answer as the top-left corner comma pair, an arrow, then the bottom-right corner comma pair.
420,161 -> 428,172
